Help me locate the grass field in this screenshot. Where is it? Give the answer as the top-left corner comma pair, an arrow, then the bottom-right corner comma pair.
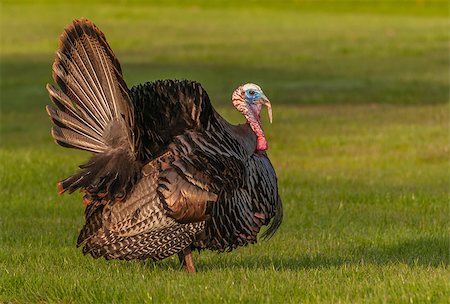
1,1 -> 449,303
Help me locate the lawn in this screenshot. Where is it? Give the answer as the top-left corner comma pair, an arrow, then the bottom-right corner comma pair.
1,1 -> 448,303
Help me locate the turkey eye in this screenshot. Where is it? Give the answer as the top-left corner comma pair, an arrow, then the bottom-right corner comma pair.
249,90 -> 255,95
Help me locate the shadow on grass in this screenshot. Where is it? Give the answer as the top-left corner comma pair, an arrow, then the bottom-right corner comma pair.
197,236 -> 448,271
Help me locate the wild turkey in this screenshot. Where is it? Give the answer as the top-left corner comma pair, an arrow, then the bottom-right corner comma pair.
46,19 -> 283,272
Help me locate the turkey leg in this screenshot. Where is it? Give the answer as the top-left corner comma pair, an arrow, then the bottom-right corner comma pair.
178,247 -> 196,273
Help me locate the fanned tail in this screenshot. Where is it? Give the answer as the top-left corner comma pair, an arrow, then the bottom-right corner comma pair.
46,19 -> 139,202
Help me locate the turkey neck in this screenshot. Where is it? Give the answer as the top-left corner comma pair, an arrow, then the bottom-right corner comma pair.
247,103 -> 267,151
231,98 -> 268,152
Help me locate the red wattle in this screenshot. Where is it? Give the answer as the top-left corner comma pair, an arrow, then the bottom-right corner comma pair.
256,136 -> 268,151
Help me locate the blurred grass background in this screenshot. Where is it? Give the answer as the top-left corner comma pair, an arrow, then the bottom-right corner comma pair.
1,0 -> 449,303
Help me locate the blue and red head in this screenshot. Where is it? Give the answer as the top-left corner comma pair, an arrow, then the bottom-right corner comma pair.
232,83 -> 272,151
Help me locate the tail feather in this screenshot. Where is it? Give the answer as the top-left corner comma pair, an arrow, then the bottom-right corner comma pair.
47,83 -> 104,137
46,105 -> 103,145
51,124 -> 105,153
58,20 -> 133,128
53,45 -> 110,128
48,18 -> 134,153
46,18 -> 139,201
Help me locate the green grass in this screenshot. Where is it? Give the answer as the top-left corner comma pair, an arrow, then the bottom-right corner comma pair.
1,1 -> 448,303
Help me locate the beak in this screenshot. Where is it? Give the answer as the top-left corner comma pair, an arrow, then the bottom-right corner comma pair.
260,95 -> 272,123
